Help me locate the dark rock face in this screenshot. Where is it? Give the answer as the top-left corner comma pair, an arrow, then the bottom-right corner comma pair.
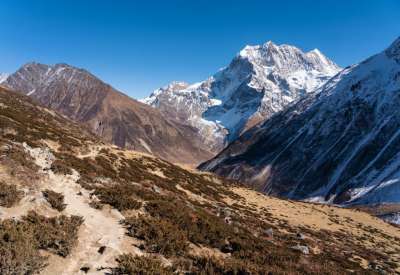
200,37 -> 400,206
4,63 -> 212,165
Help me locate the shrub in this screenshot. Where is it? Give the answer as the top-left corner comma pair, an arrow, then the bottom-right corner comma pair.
42,189 -> 66,211
144,199 -> 237,250
89,200 -> 103,210
0,211 -> 84,274
112,254 -> 173,275
124,215 -> 188,257
180,255 -> 261,275
50,160 -> 73,175
0,219 -> 47,275
0,182 -> 23,207
93,184 -> 142,211
23,211 -> 83,257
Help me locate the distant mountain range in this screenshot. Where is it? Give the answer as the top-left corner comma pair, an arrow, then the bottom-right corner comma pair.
3,38 -> 400,225
142,41 -> 340,151
200,37 -> 400,223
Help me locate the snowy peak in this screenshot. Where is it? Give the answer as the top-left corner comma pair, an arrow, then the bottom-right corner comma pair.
200,37 -> 400,211
305,48 -> 341,74
142,41 -> 341,152
0,73 -> 8,84
142,81 -> 190,105
238,41 -> 340,74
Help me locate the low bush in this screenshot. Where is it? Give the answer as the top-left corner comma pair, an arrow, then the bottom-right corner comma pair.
93,184 -> 143,211
0,219 -> 47,275
89,200 -> 103,210
124,215 -> 188,257
50,160 -> 73,175
23,211 -> 83,256
176,255 -> 261,275
112,254 -> 173,275
42,189 -> 66,211
144,199 -> 238,250
0,182 -> 23,207
0,211 -> 83,274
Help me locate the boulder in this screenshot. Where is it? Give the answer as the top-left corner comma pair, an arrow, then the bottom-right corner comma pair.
291,244 -> 309,255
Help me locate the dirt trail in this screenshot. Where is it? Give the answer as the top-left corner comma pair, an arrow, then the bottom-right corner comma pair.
76,144 -> 105,159
22,144 -> 139,274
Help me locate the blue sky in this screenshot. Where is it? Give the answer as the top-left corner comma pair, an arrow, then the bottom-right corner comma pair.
1,1 -> 399,98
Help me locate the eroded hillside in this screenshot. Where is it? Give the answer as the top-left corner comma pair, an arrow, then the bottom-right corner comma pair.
1,86 -> 400,274
3,63 -> 213,166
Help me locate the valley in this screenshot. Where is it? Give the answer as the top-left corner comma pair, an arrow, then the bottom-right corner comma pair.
0,86 -> 399,273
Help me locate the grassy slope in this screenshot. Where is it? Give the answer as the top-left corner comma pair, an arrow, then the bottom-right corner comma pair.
0,86 -> 400,274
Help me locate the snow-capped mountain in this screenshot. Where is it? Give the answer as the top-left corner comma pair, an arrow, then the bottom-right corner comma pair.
3,62 -> 213,165
142,41 -> 341,151
0,73 -> 8,83
200,37 -> 400,211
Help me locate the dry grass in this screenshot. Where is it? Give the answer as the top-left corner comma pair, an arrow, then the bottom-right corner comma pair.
224,186 -> 400,273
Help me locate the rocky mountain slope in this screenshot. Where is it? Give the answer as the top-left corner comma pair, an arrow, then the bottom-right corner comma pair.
1,84 -> 400,274
200,37 -> 400,223
142,41 -> 340,151
2,63 -> 212,166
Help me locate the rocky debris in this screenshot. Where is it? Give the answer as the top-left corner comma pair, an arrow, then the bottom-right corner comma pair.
224,216 -> 232,224
291,244 -> 310,255
80,266 -> 90,273
265,228 -> 274,238
98,246 -> 106,254
296,233 -> 305,240
221,239 -> 234,253
152,185 -> 161,194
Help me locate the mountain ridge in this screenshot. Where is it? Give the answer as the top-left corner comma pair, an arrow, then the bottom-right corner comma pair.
142,41 -> 341,151
199,37 -> 400,224
3,62 -> 213,165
